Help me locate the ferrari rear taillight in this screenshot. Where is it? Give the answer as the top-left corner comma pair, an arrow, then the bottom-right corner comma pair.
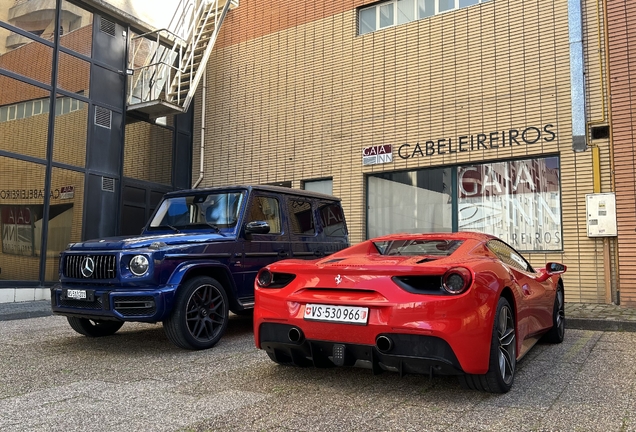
442,267 -> 472,295
256,269 -> 296,288
257,269 -> 273,287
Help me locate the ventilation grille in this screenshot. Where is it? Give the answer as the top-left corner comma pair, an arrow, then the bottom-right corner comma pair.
64,254 -> 117,279
100,17 -> 116,37
94,106 -> 112,129
102,177 -> 115,192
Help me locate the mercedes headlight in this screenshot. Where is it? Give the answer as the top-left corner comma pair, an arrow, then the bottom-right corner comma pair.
129,255 -> 149,276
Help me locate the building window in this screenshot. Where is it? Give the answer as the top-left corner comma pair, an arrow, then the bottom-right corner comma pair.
359,0 -> 492,35
302,178 -> 333,195
367,156 -> 562,252
0,96 -> 81,124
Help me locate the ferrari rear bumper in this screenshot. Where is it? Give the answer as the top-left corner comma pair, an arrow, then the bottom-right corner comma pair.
259,322 -> 464,376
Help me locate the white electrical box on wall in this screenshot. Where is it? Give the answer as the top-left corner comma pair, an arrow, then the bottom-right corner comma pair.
585,193 -> 618,237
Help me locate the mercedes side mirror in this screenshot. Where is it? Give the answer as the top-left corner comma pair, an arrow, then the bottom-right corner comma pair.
245,220 -> 270,235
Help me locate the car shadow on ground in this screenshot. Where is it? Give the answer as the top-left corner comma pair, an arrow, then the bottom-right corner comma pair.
50,313 -> 255,355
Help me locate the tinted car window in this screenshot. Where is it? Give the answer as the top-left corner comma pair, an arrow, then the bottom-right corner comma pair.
487,239 -> 535,273
288,199 -> 315,235
247,196 -> 282,234
148,192 -> 244,233
374,239 -> 463,256
319,201 -> 347,237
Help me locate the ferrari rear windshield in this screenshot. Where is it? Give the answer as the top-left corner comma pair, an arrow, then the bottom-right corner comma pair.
373,239 -> 463,257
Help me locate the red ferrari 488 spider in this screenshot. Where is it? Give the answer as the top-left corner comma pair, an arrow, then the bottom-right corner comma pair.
254,232 -> 566,393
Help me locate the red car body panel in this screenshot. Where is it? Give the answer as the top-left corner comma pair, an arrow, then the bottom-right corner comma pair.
254,232 -> 564,375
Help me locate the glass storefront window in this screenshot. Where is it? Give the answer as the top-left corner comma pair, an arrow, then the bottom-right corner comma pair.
60,1 -> 94,57
367,156 -> 562,252
0,76 -> 50,160
53,95 -> 88,167
0,27 -> 53,85
57,51 -> 90,97
458,157 -> 562,251
0,157 -> 46,282
44,168 -> 84,282
367,168 -> 453,238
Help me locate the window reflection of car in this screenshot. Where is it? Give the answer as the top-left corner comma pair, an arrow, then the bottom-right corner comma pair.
51,185 -> 349,350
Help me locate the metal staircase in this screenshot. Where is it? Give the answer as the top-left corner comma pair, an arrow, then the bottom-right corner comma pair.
126,0 -> 238,118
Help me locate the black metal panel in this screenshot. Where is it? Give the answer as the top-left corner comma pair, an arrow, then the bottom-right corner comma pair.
120,180 -> 172,235
92,15 -> 126,71
121,204 -> 146,236
174,132 -> 192,189
173,105 -> 194,189
175,102 -> 194,134
150,190 -> 164,209
91,65 -> 125,111
87,107 -> 122,175
84,174 -> 119,240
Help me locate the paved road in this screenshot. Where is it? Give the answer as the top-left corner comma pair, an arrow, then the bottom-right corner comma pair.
0,315 -> 634,431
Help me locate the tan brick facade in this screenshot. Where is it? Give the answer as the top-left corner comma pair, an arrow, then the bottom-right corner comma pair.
195,0 -> 615,304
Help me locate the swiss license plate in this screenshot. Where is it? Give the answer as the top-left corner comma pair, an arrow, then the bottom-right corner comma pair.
63,289 -> 94,301
304,303 -> 369,325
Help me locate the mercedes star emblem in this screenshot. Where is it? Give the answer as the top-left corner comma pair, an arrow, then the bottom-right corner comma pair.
81,257 -> 95,278
335,274 -> 342,285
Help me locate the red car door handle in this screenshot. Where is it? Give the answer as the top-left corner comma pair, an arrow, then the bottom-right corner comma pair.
522,284 -> 532,295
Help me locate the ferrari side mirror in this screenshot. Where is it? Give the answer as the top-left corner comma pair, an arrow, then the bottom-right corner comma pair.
546,262 -> 567,274
537,262 -> 567,282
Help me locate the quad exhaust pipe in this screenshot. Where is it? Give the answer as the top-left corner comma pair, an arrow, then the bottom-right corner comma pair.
375,335 -> 393,353
288,327 -> 303,343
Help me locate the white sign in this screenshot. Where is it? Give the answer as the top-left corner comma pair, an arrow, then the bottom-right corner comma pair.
586,193 -> 617,237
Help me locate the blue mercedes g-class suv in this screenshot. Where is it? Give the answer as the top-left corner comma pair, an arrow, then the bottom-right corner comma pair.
51,185 -> 349,349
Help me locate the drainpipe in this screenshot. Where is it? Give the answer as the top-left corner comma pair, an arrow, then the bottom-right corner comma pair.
569,0 -> 586,152
192,67 -> 206,188
602,0 -> 619,304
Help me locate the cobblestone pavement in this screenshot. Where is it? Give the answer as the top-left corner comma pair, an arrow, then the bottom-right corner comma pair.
0,314 -> 635,431
565,302 -> 636,332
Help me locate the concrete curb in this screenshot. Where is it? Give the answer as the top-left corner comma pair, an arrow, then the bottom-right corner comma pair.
566,317 -> 636,333
0,310 -> 53,322
0,300 -> 52,322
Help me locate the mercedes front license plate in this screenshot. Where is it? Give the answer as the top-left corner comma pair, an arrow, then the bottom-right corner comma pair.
62,289 -> 94,301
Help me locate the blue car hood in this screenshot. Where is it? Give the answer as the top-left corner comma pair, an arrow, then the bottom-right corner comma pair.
66,232 -> 235,251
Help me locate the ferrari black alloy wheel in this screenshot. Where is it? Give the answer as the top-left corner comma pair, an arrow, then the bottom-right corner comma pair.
459,297 -> 516,393
67,317 -> 124,337
543,287 -> 565,343
164,276 -> 229,350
